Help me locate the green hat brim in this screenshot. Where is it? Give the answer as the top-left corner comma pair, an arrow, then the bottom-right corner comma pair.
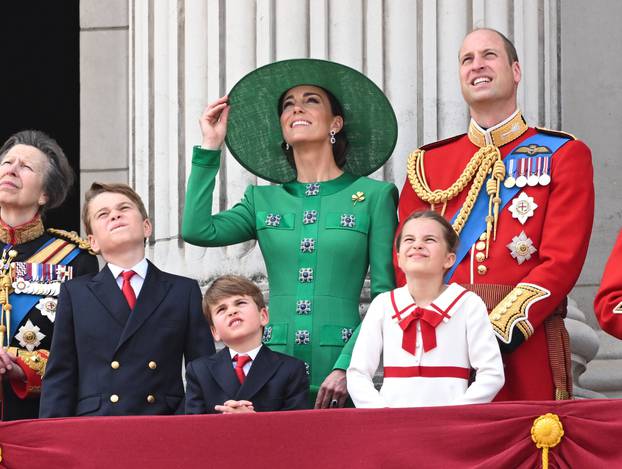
225,58 -> 398,183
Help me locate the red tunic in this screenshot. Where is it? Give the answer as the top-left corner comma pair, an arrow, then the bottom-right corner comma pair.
595,229 -> 622,338
396,126 -> 594,400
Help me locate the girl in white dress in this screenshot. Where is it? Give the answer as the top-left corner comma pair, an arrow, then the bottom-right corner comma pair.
347,211 -> 504,408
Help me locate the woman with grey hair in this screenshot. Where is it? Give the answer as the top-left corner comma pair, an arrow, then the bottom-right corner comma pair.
0,130 -> 98,420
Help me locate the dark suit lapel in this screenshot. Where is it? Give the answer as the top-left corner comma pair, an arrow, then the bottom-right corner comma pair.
88,265 -> 131,327
236,345 -> 282,401
116,260 -> 171,352
208,348 -> 241,398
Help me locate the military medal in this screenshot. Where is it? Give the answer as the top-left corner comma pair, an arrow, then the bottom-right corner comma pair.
506,231 -> 537,264
527,158 -> 539,186
36,297 -> 58,323
504,159 -> 516,188
508,192 -> 538,224
15,319 -> 46,351
539,156 -> 551,186
515,158 -> 527,187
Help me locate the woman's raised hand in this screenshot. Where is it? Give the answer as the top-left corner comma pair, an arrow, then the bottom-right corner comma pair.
199,96 -> 230,150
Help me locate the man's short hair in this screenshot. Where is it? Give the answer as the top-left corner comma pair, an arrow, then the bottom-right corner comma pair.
465,28 -> 519,65
203,275 -> 266,326
82,182 -> 149,235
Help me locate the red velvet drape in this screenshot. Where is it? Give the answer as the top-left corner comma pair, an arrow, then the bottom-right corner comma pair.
1,399 -> 621,468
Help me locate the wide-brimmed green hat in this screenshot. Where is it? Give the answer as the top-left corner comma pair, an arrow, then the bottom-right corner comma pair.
224,58 -> 398,183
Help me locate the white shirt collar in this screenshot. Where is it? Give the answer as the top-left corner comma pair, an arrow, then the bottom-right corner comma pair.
108,258 -> 149,280
228,343 -> 263,361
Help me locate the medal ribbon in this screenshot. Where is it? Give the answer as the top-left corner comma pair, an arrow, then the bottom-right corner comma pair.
7,237 -> 81,339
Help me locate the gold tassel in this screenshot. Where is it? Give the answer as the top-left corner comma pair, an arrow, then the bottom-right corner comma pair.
531,413 -> 564,469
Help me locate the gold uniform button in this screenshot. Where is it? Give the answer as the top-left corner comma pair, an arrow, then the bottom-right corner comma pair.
110,394 -> 119,403
111,361 -> 120,369
147,394 -> 156,404
477,265 -> 488,275
475,241 -> 486,251
479,232 -> 488,241
475,252 -> 486,263
148,361 -> 157,370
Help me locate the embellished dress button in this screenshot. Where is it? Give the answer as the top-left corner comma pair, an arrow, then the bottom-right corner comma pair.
341,328 -> 353,343
295,330 -> 310,345
298,268 -> 313,283
305,183 -> 320,196
340,214 -> 356,228
296,300 -> 311,315
147,394 -> 156,404
300,238 -> 315,253
303,210 -> 318,224
148,361 -> 157,370
110,394 -> 119,403
111,361 -> 120,369
265,213 -> 281,227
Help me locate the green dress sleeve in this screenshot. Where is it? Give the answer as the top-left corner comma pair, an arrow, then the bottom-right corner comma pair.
333,181 -> 398,371
182,146 -> 257,246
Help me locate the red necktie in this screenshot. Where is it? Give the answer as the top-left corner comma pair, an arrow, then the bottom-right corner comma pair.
121,270 -> 137,310
399,307 -> 444,354
233,354 -> 252,384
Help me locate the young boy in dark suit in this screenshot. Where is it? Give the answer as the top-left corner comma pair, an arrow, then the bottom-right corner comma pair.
39,182 -> 214,417
185,275 -> 309,414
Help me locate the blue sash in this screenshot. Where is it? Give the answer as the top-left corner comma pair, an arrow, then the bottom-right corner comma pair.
444,133 -> 570,283
8,237 -> 81,338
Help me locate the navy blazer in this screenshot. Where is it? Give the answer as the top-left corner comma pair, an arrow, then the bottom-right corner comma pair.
39,261 -> 214,417
185,345 -> 309,414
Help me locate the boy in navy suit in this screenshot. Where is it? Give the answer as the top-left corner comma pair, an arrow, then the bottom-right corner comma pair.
185,275 -> 309,413
39,183 -> 214,417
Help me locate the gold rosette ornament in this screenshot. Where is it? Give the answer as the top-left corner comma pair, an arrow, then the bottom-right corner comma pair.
531,413 -> 564,469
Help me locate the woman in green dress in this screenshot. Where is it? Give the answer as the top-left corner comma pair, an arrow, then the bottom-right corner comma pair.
182,59 -> 398,408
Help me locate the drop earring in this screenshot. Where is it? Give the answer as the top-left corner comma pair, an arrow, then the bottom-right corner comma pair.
329,130 -> 336,145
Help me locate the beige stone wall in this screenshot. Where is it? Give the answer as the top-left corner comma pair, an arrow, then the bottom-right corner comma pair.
79,0 -> 129,234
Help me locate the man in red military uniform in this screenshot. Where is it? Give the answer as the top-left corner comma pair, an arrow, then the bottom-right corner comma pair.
595,230 -> 622,338
396,28 -> 594,400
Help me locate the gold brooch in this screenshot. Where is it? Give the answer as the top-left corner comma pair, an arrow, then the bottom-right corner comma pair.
351,192 -> 365,206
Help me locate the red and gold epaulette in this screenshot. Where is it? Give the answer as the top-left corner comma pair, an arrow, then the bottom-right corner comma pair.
535,127 -> 576,141
47,228 -> 95,255
419,133 -> 466,151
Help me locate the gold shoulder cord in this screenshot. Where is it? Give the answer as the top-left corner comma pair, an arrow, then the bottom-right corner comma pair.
407,144 -> 505,256
47,228 -> 95,255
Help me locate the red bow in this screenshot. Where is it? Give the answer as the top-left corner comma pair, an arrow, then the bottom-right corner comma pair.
399,307 -> 444,354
